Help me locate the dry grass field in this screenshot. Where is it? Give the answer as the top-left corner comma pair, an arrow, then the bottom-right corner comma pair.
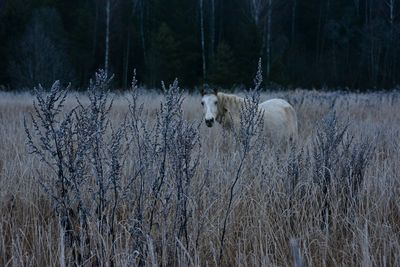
0,80 -> 400,266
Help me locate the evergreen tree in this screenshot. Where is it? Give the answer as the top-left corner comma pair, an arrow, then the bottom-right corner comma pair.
209,42 -> 237,88
148,23 -> 182,86
8,8 -> 74,88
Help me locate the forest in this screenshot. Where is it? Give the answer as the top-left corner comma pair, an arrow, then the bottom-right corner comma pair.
1,1 -> 400,265
0,0 -> 400,90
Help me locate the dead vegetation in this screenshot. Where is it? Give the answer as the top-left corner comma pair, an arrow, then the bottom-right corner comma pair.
1,75 -> 400,266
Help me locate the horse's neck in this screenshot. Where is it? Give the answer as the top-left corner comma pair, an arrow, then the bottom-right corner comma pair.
216,93 -> 244,125
218,93 -> 244,112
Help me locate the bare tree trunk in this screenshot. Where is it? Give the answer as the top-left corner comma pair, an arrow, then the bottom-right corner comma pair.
260,16 -> 267,57
291,0 -> 297,43
123,31 -> 131,89
353,0 -> 360,16
210,0 -> 215,58
200,0 -> 206,80
92,0 -> 99,57
218,0 -> 224,43
332,45 -> 337,80
385,0 -> 395,84
123,0 -> 138,89
370,40 -> 376,84
388,0 -> 394,25
266,0 -> 272,80
251,0 -> 259,25
105,0 -> 110,76
390,0 -> 395,84
315,2 -> 323,64
139,0 -> 146,67
365,0 -> 372,25
254,0 -> 267,59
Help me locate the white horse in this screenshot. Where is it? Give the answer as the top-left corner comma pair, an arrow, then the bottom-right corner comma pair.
201,87 -> 298,144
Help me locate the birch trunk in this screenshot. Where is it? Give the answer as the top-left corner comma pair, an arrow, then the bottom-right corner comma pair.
105,0 -> 110,76
200,0 -> 206,80
266,0 -> 272,80
291,0 -> 297,43
140,0 -> 146,67
385,0 -> 395,83
353,0 -> 360,16
210,0 -> 215,58
92,0 -> 99,57
316,2 -> 323,64
123,30 -> 131,89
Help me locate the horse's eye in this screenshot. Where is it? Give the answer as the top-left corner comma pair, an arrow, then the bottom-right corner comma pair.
201,101 -> 204,106
214,101 -> 218,105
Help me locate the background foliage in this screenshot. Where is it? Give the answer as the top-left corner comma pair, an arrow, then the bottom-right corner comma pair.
1,0 -> 400,89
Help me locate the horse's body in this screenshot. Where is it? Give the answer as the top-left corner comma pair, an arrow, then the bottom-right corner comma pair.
201,91 -> 298,144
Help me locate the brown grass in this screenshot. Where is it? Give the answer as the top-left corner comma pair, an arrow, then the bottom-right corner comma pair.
0,89 -> 399,266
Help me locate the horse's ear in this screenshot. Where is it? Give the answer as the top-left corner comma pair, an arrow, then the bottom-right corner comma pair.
200,86 -> 205,96
213,87 -> 218,95
202,83 -> 211,95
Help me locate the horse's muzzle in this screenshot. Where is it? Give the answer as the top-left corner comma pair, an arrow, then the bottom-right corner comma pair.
205,118 -> 214,127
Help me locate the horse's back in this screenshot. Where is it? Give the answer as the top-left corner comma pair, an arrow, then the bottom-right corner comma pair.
259,98 -> 292,108
259,98 -> 298,142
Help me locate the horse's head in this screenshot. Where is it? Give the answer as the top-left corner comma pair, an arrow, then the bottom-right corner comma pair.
201,84 -> 219,127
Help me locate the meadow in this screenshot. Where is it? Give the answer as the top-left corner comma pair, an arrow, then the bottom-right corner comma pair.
0,76 -> 399,266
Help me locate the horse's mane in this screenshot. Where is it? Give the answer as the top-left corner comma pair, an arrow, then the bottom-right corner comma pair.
217,92 -> 245,113
215,93 -> 246,127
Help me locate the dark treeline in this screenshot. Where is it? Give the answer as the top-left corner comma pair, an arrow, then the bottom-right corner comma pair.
1,0 -> 400,90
